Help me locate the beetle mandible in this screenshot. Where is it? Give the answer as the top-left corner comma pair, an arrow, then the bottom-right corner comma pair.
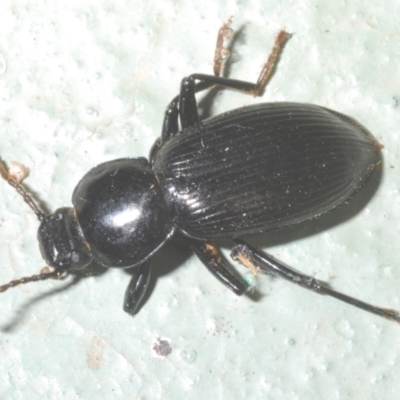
1,20 -> 398,322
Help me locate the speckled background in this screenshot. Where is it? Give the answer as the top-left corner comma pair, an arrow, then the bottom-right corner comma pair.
1,1 -> 400,399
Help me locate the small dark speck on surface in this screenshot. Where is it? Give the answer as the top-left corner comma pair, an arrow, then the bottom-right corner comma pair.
153,338 -> 172,357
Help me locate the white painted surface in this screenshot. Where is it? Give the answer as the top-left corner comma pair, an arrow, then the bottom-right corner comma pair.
0,1 -> 400,399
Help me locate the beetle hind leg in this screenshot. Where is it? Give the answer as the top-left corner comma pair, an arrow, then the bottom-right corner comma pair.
231,238 -> 400,322
190,239 -> 250,296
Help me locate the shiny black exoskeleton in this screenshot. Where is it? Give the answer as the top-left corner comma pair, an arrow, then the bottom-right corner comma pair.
1,24 -> 398,322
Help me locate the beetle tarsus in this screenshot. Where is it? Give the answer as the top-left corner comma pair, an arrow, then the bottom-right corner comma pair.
252,30 -> 291,96
213,16 -> 234,77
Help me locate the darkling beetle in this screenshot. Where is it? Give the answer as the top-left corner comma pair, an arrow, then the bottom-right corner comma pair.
1,20 -> 399,322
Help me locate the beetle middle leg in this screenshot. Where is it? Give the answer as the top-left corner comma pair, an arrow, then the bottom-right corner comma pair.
156,25 -> 290,146
190,240 -> 250,295
150,23 -> 289,164
150,19 -> 235,162
156,18 -> 234,150
231,238 -> 400,322
213,16 -> 234,77
178,31 -> 290,130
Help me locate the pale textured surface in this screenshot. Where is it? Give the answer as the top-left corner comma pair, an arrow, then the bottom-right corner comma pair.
1,1 -> 400,399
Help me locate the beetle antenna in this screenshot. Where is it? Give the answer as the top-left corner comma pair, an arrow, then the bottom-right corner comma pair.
0,160 -> 46,221
0,269 -> 62,293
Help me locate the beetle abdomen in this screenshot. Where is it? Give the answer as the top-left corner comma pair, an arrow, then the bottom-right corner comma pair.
154,102 -> 380,238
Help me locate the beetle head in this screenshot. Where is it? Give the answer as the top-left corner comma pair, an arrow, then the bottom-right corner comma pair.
0,160 -> 93,293
38,207 -> 92,271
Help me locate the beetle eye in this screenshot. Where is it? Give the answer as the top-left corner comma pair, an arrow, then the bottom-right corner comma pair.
38,207 -> 92,270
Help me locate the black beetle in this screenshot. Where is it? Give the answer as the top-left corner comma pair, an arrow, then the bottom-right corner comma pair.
1,21 -> 398,322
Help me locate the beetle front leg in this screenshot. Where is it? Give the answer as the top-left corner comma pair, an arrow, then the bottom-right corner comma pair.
123,260 -> 152,316
190,239 -> 249,296
231,238 -> 400,322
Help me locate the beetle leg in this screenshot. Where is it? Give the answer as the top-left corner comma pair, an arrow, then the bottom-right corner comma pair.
123,260 -> 152,316
162,66 -> 275,135
213,22 -> 289,93
190,239 -> 249,296
160,81 -> 212,142
159,28 -> 291,143
160,98 -> 180,142
178,27 -> 289,129
158,19 -> 234,147
213,17 -> 234,77
231,238 -> 400,322
252,30 -> 291,96
179,28 -> 290,120
149,104 -> 178,165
